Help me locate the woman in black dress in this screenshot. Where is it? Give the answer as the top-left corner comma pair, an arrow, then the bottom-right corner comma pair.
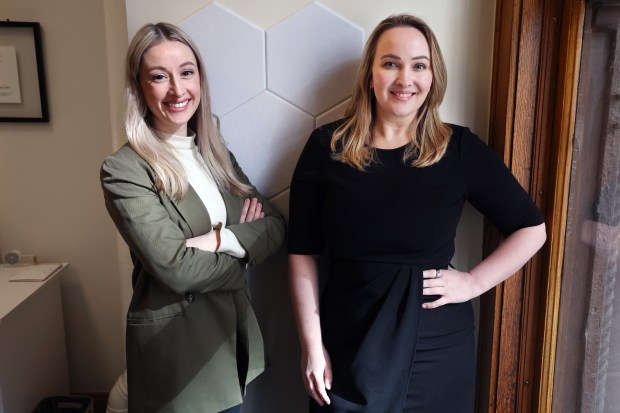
287,14 -> 546,413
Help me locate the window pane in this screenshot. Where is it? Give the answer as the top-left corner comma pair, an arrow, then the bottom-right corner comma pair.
553,1 -> 620,412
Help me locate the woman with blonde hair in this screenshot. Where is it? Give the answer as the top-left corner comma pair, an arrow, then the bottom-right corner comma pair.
288,14 -> 546,412
101,22 -> 286,413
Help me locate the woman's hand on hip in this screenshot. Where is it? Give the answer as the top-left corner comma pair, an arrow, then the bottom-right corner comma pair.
302,343 -> 332,406
421,268 -> 483,309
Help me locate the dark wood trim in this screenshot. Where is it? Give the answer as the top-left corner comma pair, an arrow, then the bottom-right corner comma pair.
478,0 -> 584,411
535,1 -> 585,411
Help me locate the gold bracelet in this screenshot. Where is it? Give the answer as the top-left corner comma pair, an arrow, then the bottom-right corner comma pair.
212,222 -> 222,251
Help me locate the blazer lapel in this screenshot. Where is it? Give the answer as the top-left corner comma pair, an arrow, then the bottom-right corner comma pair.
171,185 -> 243,234
173,185 -> 212,236
222,191 -> 242,226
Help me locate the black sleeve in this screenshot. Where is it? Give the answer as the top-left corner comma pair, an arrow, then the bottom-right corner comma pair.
287,128 -> 330,254
458,127 -> 544,236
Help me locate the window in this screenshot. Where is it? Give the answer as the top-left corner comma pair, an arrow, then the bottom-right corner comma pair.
553,1 -> 620,411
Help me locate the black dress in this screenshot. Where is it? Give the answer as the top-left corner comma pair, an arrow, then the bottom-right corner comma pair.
288,120 -> 544,413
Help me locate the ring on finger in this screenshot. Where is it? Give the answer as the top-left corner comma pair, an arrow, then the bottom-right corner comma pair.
435,269 -> 443,278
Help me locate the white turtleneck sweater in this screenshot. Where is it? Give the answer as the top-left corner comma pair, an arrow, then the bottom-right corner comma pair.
167,133 -> 246,258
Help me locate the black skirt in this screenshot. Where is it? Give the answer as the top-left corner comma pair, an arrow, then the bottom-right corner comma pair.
310,258 -> 476,413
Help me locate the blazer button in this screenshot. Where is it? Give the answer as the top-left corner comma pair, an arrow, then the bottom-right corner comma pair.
185,292 -> 194,303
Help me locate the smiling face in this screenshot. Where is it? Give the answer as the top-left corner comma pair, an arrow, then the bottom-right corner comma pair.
139,40 -> 201,136
370,27 -> 432,125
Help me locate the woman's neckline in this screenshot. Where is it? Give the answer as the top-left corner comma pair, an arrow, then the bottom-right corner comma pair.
368,142 -> 409,152
159,130 -> 197,150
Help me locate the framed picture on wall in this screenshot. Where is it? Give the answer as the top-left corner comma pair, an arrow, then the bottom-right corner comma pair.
0,21 -> 49,122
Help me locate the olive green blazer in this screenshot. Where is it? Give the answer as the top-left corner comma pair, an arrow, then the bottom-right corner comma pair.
101,144 -> 286,413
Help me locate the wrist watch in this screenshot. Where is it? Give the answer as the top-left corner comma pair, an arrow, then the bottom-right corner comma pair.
212,222 -> 222,251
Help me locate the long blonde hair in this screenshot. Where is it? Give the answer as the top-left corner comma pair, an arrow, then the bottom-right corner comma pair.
331,14 -> 451,170
125,22 -> 251,200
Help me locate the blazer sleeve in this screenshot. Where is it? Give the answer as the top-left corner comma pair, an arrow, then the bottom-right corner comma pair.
100,148 -> 247,294
225,152 -> 287,266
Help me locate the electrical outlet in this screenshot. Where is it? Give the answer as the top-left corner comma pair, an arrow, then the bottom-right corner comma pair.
2,250 -> 37,266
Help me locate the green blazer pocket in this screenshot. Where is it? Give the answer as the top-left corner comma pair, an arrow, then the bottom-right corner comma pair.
127,300 -> 189,325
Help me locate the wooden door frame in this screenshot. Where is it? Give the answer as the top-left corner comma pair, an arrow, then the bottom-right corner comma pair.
476,0 -> 584,411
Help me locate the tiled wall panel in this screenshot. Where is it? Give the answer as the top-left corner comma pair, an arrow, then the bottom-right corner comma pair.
266,3 -> 363,115
180,1 -> 362,208
219,92 -> 315,198
181,3 -> 266,116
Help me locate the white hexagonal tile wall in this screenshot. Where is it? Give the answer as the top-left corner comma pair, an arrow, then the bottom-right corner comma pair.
179,2 -> 363,203
219,92 -> 315,198
316,98 -> 350,128
266,2 -> 363,116
216,0 -> 312,30
180,3 -> 265,116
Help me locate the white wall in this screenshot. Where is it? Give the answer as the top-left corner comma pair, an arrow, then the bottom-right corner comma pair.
0,0 -> 494,410
0,0 -> 128,392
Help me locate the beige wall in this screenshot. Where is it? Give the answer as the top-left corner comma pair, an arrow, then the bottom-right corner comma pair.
0,0 -> 128,392
0,0 -> 495,409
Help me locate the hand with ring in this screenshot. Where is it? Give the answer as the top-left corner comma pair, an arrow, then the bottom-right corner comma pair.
421,267 -> 482,309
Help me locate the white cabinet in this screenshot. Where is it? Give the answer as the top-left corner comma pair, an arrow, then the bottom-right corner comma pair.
0,265 -> 70,413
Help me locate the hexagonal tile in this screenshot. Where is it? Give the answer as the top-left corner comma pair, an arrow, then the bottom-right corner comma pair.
217,0 -> 310,30
180,3 -> 265,116
219,91 -> 315,197
266,3 -> 363,116
316,98 -> 350,128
